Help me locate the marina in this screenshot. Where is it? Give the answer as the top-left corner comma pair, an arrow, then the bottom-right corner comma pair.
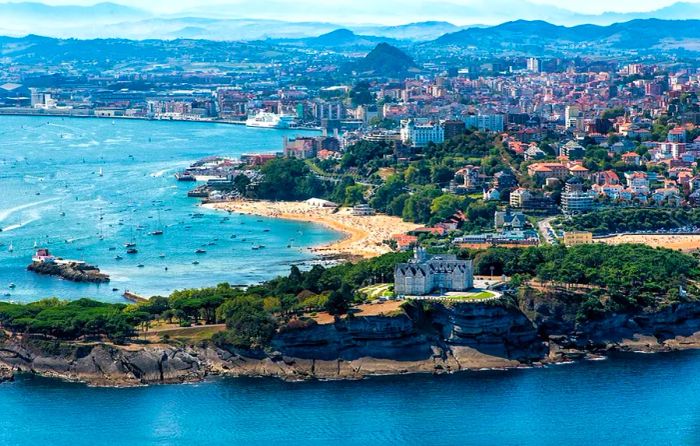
0,116 -> 334,303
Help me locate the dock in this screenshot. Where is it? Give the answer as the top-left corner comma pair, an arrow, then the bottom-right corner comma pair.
123,290 -> 148,303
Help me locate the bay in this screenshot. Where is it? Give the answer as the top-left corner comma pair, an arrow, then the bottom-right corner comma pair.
0,116 -> 339,302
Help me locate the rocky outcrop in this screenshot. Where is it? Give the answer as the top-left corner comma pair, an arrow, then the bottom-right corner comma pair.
28,261 -> 110,283
518,286 -> 700,359
0,338 -> 204,386
0,365 -> 13,383
4,295 -> 700,386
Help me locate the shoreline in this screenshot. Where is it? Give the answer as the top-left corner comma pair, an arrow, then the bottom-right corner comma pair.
2,333 -> 699,388
203,200 -> 421,259
0,110 -> 323,131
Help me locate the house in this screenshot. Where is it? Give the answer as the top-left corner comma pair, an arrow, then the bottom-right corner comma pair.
510,188 -> 533,208
560,141 -> 585,160
493,170 -> 517,191
568,164 -> 590,178
524,145 -> 546,160
624,172 -> 650,195
527,162 -> 569,181
352,204 -> 376,216
392,234 -> 418,251
494,210 -> 526,230
621,151 -> 642,166
483,187 -> 501,201
394,247 -> 474,296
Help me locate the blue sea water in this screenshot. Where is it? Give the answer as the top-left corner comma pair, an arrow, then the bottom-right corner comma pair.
2,351 -> 700,445
0,116 -> 339,302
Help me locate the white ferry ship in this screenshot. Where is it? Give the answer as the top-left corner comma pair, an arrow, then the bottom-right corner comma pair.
245,112 -> 294,129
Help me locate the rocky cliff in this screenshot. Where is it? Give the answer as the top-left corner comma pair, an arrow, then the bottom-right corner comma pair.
3,295 -> 700,386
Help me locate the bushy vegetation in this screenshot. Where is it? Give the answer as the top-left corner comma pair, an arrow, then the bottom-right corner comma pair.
0,253 -> 411,348
3,245 -> 694,346
0,298 -> 133,342
470,244 -> 699,299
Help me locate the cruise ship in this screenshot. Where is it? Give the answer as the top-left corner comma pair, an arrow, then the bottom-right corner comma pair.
245,112 -> 294,129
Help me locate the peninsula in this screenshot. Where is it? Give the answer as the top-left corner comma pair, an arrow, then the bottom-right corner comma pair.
2,243 -> 700,387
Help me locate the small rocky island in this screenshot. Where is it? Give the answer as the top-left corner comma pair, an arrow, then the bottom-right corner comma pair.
27,248 -> 110,283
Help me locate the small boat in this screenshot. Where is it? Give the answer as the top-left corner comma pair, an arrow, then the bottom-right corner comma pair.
108,247 -> 116,251
150,230 -> 164,236
112,288 -> 119,292
192,261 -> 200,265
126,248 -> 138,254
158,254 -> 166,258
8,283 -> 16,289
124,242 -> 136,248
98,168 -> 104,177
263,229 -> 270,232
115,255 -> 123,260
252,245 -> 265,250
195,249 -> 206,254
137,264 -> 145,268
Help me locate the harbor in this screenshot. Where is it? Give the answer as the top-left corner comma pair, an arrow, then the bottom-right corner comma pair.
0,115 -> 336,303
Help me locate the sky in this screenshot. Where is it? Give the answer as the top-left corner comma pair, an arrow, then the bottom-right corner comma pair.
0,0 -> 690,15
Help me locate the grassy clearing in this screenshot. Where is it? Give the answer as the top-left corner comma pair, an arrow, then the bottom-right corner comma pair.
359,283 -> 394,299
443,291 -> 495,301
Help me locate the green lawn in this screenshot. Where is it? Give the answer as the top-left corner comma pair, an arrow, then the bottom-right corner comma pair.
443,291 -> 495,301
359,283 -> 394,299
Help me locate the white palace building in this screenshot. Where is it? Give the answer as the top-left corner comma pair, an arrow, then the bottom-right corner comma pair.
394,248 -> 474,296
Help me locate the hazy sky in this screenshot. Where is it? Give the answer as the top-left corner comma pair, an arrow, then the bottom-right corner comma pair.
0,0 -> 689,14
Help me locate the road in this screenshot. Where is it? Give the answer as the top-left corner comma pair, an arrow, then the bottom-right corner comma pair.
537,216 -> 559,245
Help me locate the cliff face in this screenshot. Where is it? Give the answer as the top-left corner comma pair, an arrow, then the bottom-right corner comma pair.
0,300 -> 547,385
4,295 -> 700,386
518,287 -> 700,355
0,338 -> 205,386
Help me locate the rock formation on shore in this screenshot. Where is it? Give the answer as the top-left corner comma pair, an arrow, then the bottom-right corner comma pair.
3,295 -> 700,387
27,261 -> 110,283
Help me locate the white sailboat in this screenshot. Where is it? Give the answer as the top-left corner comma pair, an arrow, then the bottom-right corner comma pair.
8,242 -> 13,253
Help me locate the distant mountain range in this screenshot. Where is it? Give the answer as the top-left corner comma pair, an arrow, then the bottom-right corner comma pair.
431,19 -> 700,53
4,17 -> 700,66
4,1 -> 700,41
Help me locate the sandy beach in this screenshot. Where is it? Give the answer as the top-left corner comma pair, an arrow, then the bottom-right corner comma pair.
204,200 -> 421,259
596,234 -> 700,251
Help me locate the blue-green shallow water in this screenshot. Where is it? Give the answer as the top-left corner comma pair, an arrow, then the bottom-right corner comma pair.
2,351 -> 700,445
0,116 -> 339,302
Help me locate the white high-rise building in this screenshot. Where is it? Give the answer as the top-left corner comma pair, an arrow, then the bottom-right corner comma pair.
564,105 -> 581,129
526,57 -> 540,73
464,114 -> 504,132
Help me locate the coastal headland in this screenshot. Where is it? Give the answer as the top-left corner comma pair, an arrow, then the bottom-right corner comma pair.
204,200 -> 422,259
4,293 -> 700,387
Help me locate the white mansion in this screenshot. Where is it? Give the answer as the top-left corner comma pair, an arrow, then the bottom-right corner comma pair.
394,248 -> 474,296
